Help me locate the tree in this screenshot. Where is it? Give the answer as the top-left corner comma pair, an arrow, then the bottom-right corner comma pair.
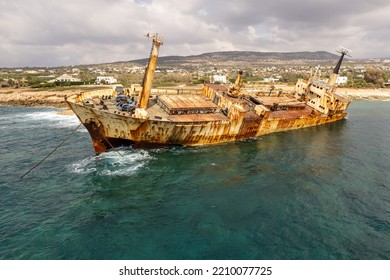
7,79 -> 15,87
364,67 -> 384,87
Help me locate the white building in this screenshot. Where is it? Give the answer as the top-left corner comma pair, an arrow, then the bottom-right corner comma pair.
210,75 -> 227,84
95,76 -> 118,84
50,74 -> 81,83
336,76 -> 348,85
263,77 -> 279,83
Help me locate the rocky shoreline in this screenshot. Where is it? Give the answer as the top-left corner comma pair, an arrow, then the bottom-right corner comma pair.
0,89 -> 76,108
1,86 -> 390,108
0,99 -> 68,108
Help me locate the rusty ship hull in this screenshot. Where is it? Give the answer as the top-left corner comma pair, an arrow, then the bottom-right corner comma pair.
66,34 -> 351,153
66,84 -> 348,153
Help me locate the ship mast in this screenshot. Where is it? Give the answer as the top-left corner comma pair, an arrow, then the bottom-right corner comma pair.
138,33 -> 163,109
328,47 -> 351,87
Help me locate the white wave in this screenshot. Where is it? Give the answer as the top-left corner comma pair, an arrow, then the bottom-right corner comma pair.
68,149 -> 153,176
69,157 -> 97,174
2,109 -> 80,128
25,110 -> 80,127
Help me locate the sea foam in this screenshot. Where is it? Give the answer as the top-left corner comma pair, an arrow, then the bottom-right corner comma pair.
68,149 -> 153,176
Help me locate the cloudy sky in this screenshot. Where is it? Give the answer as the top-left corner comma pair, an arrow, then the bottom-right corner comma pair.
1,0 -> 389,67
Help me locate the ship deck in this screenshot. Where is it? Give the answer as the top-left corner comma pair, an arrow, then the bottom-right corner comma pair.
84,92 -> 316,124
252,96 -> 298,106
158,94 -> 218,112
97,97 -> 228,123
269,107 -> 316,120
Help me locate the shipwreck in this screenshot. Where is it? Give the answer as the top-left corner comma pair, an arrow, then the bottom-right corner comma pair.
66,33 -> 351,153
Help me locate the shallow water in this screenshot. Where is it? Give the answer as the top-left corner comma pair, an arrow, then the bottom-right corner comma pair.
0,102 -> 389,259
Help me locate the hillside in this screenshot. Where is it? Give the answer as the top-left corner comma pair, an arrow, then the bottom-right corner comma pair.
130,51 -> 340,66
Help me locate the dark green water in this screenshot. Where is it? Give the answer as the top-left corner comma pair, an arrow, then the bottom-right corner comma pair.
1,101 -> 389,259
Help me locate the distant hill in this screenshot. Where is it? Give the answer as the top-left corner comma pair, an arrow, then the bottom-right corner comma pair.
129,51 -> 340,65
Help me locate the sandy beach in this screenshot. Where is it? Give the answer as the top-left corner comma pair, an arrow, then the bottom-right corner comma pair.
1,85 -> 389,108
336,88 -> 390,100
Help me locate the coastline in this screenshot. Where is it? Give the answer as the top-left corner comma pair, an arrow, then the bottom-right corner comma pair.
336,87 -> 390,101
1,86 -> 390,109
0,88 -> 75,108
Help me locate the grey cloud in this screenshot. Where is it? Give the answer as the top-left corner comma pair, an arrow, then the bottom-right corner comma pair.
0,0 -> 389,67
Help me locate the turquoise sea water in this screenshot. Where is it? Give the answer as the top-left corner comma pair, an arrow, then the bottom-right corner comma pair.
0,101 -> 389,260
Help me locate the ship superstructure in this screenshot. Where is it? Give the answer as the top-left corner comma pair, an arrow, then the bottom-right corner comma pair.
294,48 -> 351,116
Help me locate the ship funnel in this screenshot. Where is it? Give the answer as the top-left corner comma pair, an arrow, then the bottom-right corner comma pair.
328,47 -> 351,87
138,33 -> 163,109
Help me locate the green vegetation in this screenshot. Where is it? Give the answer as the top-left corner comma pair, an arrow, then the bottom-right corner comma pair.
339,68 -> 389,88
363,67 -> 386,87
78,71 -> 98,84
154,73 -> 192,86
31,81 -> 84,88
116,73 -> 143,87
340,77 -> 368,88
280,73 -> 305,85
1,57 -> 390,91
192,78 -> 208,85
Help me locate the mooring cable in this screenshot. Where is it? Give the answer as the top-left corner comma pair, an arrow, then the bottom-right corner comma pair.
20,123 -> 83,179
103,137 -> 125,158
